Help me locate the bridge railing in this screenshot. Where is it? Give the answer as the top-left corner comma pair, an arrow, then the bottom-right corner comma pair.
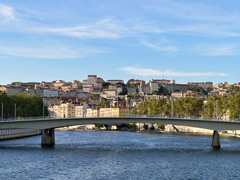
0,115 -> 239,122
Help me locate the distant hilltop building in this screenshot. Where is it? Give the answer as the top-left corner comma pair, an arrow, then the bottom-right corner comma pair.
187,82 -> 213,91
107,80 -> 124,85
152,79 -> 175,85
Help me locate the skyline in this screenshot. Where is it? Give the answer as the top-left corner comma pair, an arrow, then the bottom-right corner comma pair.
1,0 -> 240,85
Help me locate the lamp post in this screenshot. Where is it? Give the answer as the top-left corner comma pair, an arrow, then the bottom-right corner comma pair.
1,102 -> 3,120
171,98 -> 174,118
14,103 -> 16,120
43,101 -> 45,119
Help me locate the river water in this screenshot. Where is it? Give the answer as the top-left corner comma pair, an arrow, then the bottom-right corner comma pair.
1,131 -> 240,180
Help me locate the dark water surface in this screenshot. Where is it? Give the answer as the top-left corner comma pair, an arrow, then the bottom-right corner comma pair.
1,131 -> 240,180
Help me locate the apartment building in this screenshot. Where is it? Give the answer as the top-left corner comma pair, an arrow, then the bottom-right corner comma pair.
99,107 -> 132,117
86,108 -> 100,117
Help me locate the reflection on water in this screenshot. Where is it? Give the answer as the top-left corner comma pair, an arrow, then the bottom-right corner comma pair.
0,131 -> 240,180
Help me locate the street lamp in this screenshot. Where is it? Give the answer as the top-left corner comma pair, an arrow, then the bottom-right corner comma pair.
1,102 -> 3,120
14,103 -> 16,120
43,101 -> 45,119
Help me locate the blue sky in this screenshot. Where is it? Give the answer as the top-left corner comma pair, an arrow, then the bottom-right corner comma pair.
0,0 -> 240,85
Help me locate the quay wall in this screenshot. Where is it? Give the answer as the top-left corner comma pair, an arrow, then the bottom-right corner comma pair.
0,129 -> 41,140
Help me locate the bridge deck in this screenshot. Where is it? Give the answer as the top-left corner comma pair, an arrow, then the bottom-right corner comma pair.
0,117 -> 240,131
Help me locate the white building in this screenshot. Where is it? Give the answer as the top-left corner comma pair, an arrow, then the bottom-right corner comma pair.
75,104 -> 89,117
87,75 -> 97,87
149,81 -> 159,94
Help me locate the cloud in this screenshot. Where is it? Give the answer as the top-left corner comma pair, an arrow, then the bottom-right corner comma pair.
32,18 -> 127,39
148,0 -> 240,23
0,45 -> 105,59
0,3 -> 15,21
121,67 -> 227,77
199,44 -> 237,56
140,40 -> 178,52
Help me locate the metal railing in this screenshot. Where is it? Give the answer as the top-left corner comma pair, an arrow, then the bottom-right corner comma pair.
0,115 -> 239,122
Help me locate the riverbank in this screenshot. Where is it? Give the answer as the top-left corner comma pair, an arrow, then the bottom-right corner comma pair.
55,124 -> 240,138
0,129 -> 41,141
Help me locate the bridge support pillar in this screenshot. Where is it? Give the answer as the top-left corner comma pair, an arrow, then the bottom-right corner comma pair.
104,124 -> 112,131
41,128 -> 55,146
212,130 -> 220,149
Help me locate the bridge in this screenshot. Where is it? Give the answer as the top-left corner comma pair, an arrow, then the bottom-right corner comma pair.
1,116 -> 240,148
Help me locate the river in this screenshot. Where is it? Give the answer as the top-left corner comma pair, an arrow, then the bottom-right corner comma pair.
1,131 -> 240,180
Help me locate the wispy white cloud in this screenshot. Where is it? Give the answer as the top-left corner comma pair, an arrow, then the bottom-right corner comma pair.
197,44 -> 237,56
121,67 -> 227,77
0,45 -> 106,59
0,3 -> 15,21
140,40 -> 178,52
31,18 -> 127,39
148,0 -> 240,23
0,55 -> 7,59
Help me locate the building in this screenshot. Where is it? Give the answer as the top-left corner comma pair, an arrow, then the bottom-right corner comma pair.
0,86 -> 22,95
36,88 -> 59,97
127,79 -> 143,85
164,84 -> 193,92
99,107 -> 132,117
86,108 -> 100,117
72,80 -> 82,89
87,75 -> 97,87
187,82 -> 213,91
127,87 -> 137,94
104,89 -> 117,96
152,79 -> 175,85
83,84 -> 94,92
75,104 -> 89,117
149,81 -> 159,94
107,80 -> 124,85
53,80 -> 66,87
96,78 -> 104,89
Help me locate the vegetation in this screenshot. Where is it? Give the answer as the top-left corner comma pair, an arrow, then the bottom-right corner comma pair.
227,85 -> 240,92
133,92 -> 240,119
157,86 -> 170,96
96,100 -> 110,107
0,92 -> 48,118
90,94 -> 100,98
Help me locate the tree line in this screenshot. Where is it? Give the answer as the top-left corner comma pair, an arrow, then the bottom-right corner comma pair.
0,92 -> 48,118
133,93 -> 240,120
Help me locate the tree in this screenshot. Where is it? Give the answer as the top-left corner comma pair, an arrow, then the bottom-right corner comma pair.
0,93 -> 48,118
157,86 -> 170,96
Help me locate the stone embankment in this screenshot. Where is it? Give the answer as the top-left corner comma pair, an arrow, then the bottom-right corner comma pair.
0,129 -> 41,140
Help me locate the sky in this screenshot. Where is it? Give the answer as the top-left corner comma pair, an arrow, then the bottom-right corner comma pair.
0,0 -> 240,85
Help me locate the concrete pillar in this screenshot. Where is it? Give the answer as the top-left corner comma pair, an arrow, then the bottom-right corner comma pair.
212,130 -> 220,149
104,124 -> 112,131
41,128 -> 55,146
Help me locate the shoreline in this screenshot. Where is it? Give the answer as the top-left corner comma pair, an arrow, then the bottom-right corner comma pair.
55,125 -> 240,138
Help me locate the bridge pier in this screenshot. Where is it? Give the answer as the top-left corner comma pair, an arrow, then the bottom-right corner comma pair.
212,130 -> 220,149
41,128 -> 55,146
104,124 -> 112,131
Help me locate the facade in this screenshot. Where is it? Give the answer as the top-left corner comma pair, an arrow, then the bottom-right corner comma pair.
104,89 -> 117,96
149,81 -> 159,94
128,87 -> 137,94
152,79 -> 175,85
188,82 -> 213,91
48,103 -> 76,118
83,84 -> 94,92
164,84 -> 192,92
75,104 -> 88,117
72,80 -> 82,89
0,86 -> 22,95
86,108 -> 100,117
36,88 -> 59,97
99,107 -> 132,117
107,80 -> 124,85
87,75 -> 97,87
